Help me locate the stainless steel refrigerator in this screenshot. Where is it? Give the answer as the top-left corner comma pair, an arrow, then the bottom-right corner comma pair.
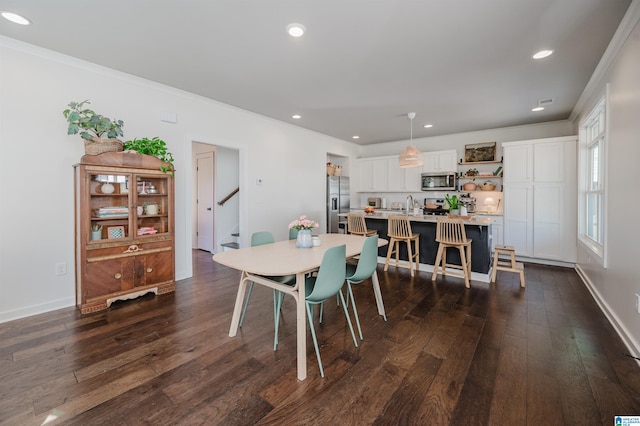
327,176 -> 350,233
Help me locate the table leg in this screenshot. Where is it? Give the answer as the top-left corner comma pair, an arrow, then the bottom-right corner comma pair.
371,271 -> 387,320
229,271 -> 249,337
295,272 -> 307,381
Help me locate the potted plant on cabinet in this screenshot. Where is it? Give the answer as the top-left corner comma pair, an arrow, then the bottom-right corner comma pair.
124,137 -> 175,175
63,100 -> 125,155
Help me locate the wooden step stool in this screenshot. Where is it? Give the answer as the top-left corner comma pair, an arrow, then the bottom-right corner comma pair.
490,245 -> 525,287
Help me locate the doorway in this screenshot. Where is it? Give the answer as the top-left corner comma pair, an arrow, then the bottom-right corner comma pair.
191,142 -> 240,254
196,152 -> 214,252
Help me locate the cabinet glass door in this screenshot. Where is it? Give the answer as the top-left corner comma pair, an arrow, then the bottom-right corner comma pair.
133,174 -> 172,238
89,173 -> 132,242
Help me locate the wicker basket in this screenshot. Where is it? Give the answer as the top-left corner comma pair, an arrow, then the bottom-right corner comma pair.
480,183 -> 496,191
84,137 -> 124,156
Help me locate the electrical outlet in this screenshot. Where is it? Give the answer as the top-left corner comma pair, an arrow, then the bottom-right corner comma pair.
636,294 -> 640,314
55,262 -> 67,276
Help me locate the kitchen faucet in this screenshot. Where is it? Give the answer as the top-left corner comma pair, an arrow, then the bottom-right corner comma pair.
406,195 -> 413,215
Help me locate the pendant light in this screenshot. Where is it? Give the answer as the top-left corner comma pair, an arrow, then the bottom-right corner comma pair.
399,112 -> 424,168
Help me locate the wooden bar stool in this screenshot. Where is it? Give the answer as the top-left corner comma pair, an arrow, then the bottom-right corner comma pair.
347,213 -> 377,237
384,215 -> 420,277
431,217 -> 472,288
490,245 -> 525,287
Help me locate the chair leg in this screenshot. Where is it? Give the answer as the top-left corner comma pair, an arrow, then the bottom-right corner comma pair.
384,239 -> 395,272
371,272 -> 387,321
490,250 -> 498,283
306,302 -> 325,377
442,246 -> 448,275
406,239 -> 415,277
431,243 -> 443,281
239,281 -> 255,327
347,282 -> 363,340
273,290 -> 285,351
338,290 -> 359,348
459,246 -> 470,288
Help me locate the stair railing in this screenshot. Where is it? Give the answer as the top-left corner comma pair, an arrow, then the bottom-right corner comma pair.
218,187 -> 239,206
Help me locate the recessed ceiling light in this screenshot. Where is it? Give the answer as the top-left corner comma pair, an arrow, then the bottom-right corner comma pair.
286,23 -> 306,37
352,136 -> 360,139
532,106 -> 544,112
533,50 -> 553,59
291,114 -> 302,119
423,124 -> 433,128
1,11 -> 31,25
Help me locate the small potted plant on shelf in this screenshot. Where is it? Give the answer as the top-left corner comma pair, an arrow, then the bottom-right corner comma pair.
90,224 -> 103,241
462,167 -> 478,190
124,137 -> 175,176
63,100 -> 125,155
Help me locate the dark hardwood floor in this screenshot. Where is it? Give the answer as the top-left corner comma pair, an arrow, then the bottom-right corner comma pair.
1,250 -> 639,425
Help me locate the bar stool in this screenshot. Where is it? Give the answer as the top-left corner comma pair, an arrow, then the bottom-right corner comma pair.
490,245 -> 525,287
347,213 -> 377,237
431,217 -> 472,288
384,215 -> 420,277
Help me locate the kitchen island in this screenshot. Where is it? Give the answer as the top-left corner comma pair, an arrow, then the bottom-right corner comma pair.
362,213 -> 494,281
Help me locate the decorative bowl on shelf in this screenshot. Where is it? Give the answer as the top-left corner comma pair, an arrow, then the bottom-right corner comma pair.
480,182 -> 497,191
462,182 -> 477,191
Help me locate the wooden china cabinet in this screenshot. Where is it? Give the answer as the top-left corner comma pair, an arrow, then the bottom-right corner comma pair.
74,152 -> 175,314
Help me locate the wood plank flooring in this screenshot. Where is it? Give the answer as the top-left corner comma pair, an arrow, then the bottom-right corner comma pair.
1,250 -> 639,425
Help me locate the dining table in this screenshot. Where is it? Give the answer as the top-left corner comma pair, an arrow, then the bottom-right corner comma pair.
212,233 -> 388,380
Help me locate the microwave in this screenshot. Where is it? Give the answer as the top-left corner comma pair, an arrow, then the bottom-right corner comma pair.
421,172 -> 457,191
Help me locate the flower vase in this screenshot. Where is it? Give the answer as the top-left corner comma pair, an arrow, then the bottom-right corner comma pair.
296,229 -> 313,248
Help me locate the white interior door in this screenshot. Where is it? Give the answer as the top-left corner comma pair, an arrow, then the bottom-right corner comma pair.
197,152 -> 214,252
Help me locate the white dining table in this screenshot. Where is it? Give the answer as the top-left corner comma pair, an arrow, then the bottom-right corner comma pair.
212,233 -> 387,381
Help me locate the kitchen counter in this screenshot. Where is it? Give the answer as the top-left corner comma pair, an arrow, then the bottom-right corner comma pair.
362,214 -> 495,277
473,210 -> 503,216
358,212 -> 495,226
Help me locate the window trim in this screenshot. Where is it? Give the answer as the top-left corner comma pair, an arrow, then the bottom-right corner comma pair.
578,88 -> 609,268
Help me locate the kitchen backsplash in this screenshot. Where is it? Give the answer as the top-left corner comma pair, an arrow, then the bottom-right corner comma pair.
354,191 -> 503,213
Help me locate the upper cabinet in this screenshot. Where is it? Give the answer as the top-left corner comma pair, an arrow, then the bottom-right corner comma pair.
423,149 -> 457,173
356,157 -> 388,192
356,151 -> 454,193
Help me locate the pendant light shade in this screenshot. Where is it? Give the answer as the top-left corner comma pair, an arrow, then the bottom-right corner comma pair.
399,112 -> 424,168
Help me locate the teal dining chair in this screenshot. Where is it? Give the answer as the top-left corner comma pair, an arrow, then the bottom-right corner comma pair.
289,227 -> 299,240
303,244 -> 358,377
345,236 -> 387,340
240,232 -> 296,351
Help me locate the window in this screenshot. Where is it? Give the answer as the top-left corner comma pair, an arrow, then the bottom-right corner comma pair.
579,95 -> 607,266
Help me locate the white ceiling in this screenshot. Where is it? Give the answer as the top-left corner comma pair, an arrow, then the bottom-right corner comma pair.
0,0 -> 632,144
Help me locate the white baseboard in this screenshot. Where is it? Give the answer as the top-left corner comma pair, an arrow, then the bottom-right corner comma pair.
516,256 -> 575,268
0,297 -> 75,324
575,265 -> 640,366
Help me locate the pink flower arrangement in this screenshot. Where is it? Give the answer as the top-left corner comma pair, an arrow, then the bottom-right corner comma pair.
288,215 -> 319,231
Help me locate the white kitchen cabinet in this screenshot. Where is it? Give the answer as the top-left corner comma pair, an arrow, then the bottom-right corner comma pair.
388,158 -> 422,191
356,156 -> 421,192
356,158 -> 388,192
423,150 -> 458,173
503,136 -> 576,263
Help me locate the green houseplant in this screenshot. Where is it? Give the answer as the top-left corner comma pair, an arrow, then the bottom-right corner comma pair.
124,137 -> 175,175
445,194 -> 459,214
63,100 -> 125,155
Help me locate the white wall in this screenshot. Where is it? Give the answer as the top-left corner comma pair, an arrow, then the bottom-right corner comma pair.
0,37 -> 359,322
572,9 -> 640,356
